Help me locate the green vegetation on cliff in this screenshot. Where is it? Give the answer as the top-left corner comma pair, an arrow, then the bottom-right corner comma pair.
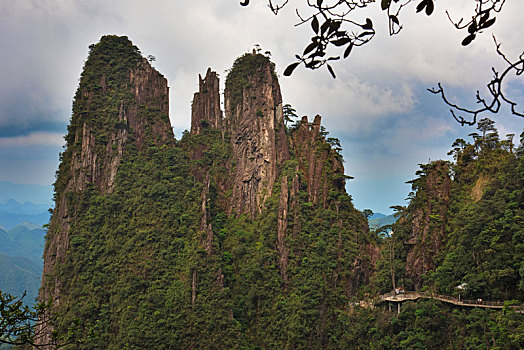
34,36 -> 522,349
379,120 -> 524,301
49,124 -> 370,349
354,120 -> 524,349
67,35 -> 143,144
41,40 -> 374,349
225,52 -> 277,112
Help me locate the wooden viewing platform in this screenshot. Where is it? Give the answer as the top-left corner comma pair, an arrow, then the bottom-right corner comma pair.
376,291 -> 524,314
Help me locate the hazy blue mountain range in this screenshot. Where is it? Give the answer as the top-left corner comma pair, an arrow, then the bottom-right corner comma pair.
0,181 -> 53,205
368,212 -> 396,229
0,182 -> 50,306
2,224 -> 46,264
0,210 -> 50,230
0,196 -> 51,229
0,252 -> 41,304
0,223 -> 45,305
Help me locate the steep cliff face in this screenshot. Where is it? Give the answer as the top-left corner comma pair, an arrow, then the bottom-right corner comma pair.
60,36 -> 171,195
404,160 -> 451,289
187,53 -> 370,297
224,52 -> 289,216
39,43 -> 374,349
191,68 -> 222,135
290,115 -> 345,207
39,35 -> 172,344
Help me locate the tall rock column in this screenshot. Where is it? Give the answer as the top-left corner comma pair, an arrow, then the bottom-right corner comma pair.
191,68 -> 223,134
224,52 -> 289,217
38,35 -> 172,346
290,115 -> 345,208
277,176 -> 289,286
404,160 -> 451,289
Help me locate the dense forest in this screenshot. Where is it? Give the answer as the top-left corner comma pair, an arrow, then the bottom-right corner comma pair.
36,36 -> 374,349
2,35 -> 521,349
361,122 -> 524,349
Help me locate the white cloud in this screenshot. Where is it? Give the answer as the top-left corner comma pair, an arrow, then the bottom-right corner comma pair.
0,132 -> 65,147
282,72 -> 418,135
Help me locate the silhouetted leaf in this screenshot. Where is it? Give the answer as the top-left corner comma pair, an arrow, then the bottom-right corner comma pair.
461,34 -> 476,46
303,42 -> 318,55
381,0 -> 391,10
331,37 -> 351,46
312,51 -> 326,58
468,21 -> 477,34
321,20 -> 331,35
305,60 -> 321,68
328,20 -> 341,35
317,0 -> 323,6
389,15 -> 399,25
416,0 -> 426,13
327,64 -> 336,78
312,16 -> 319,34
362,18 -> 373,30
343,43 -> 353,58
240,0 -> 249,6
480,18 -> 496,29
425,0 -> 434,15
479,12 -> 490,24
358,31 -> 374,38
327,56 -> 340,61
283,62 -> 300,76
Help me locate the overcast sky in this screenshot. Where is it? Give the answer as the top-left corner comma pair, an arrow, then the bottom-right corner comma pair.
0,0 -> 523,214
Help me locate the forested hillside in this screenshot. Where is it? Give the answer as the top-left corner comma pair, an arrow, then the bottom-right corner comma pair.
20,35 -> 521,349
379,120 -> 524,300
37,36 -> 375,349
358,121 -> 524,349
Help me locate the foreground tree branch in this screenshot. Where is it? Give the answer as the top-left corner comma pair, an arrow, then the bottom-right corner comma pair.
429,37 -> 524,126
445,0 -> 504,46
0,290 -> 82,348
242,1 -> 506,77
240,1 -> 523,126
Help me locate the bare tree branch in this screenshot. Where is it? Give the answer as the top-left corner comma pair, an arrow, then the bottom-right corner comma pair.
445,0 -> 506,46
240,0 -> 522,126
0,290 -> 83,348
429,37 -> 524,126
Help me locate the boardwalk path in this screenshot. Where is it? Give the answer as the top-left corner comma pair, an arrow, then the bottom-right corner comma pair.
376,291 -> 524,314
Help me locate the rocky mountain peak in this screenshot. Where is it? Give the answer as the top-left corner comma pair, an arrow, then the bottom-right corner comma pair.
191,68 -> 222,134
290,115 -> 345,207
223,53 -> 289,216
38,36 -> 173,345
65,35 -> 172,194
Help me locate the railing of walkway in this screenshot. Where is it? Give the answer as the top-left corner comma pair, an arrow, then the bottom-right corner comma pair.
377,291 -> 523,311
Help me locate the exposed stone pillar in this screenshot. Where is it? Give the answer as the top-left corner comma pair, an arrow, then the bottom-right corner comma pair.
191,68 -> 222,134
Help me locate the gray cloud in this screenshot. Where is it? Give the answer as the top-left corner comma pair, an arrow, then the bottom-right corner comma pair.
0,0 -> 522,212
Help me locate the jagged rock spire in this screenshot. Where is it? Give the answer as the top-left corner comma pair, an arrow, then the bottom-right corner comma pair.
191,68 -> 222,134
38,35 -> 173,346
224,53 -> 289,217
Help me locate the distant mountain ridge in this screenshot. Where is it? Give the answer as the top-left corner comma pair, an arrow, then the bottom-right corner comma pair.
368,212 -> 396,228
0,182 -> 49,306
0,222 -> 45,266
0,222 -> 45,306
0,181 -> 53,206
369,212 -> 387,219
0,198 -> 50,229
0,252 -> 41,304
